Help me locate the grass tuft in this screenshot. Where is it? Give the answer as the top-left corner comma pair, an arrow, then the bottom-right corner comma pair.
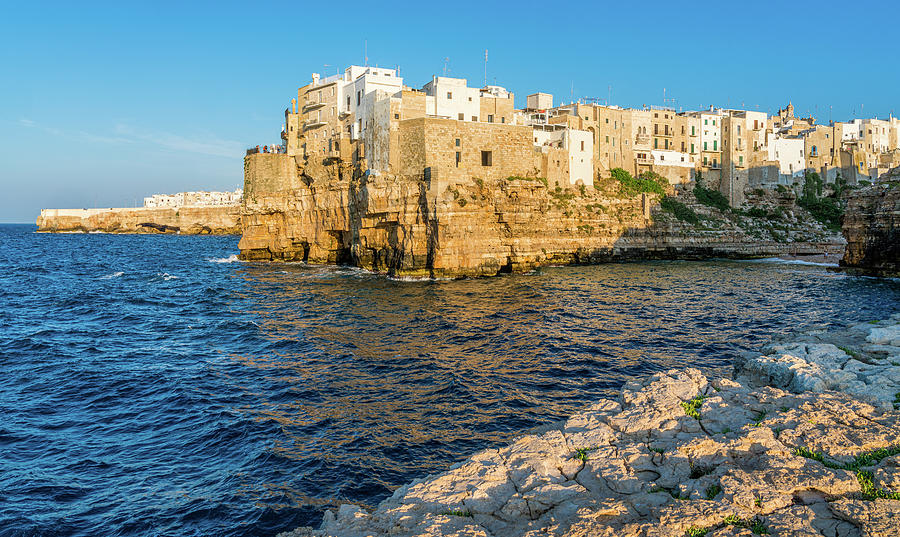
705,484 -> 722,500
681,395 -> 706,420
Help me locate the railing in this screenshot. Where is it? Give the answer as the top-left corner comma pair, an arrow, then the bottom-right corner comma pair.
304,119 -> 327,129
635,134 -> 650,145
303,101 -> 326,112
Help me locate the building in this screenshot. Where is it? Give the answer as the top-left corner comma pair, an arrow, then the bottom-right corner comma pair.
144,189 -> 242,208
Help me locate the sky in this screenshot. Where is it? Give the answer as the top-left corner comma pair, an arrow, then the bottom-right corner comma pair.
2,0 -> 898,222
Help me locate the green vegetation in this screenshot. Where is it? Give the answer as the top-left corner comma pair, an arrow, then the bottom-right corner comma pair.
579,184 -> 587,197
473,177 -> 484,189
894,392 -> 900,410
441,509 -> 473,518
797,171 -> 843,231
837,345 -> 862,359
684,525 -> 709,537
577,224 -> 594,233
551,186 -> 576,207
661,196 -> 701,225
694,184 -> 730,211
611,167 -> 667,196
505,175 -> 548,187
857,471 -> 900,500
792,444 -> 900,500
705,484 -> 722,500
750,411 -> 767,427
724,515 -> 769,535
754,496 -> 763,507
681,395 -> 706,420
573,447 -> 597,462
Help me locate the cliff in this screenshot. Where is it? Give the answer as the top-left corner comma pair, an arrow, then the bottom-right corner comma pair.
280,317 -> 900,537
239,154 -> 841,277
841,169 -> 900,277
36,205 -> 241,234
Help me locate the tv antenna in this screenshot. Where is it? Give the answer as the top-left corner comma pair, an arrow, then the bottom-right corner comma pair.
442,57 -> 450,76
483,49 -> 488,87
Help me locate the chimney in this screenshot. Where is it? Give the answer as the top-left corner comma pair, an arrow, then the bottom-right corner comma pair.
311,73 -> 320,86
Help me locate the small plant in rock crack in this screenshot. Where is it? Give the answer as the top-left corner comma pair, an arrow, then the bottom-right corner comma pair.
749,411 -> 767,427
649,446 -> 665,454
684,526 -> 709,537
573,447 -> 597,462
719,427 -> 732,435
754,496 -> 763,507
441,509 -> 473,517
649,484 -> 665,493
681,395 -> 706,420
724,515 -> 769,535
779,406 -> 790,413
704,484 -> 722,500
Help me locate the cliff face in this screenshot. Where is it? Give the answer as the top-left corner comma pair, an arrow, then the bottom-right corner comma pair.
36,206 -> 241,234
239,154 -> 840,277
841,171 -> 900,277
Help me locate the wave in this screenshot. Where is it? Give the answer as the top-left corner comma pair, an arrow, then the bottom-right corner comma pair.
100,271 -> 124,279
208,254 -> 242,264
740,257 -> 839,268
152,272 -> 178,281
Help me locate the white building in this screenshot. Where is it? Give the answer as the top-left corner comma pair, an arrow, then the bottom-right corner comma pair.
143,189 -> 242,208
533,124 -> 594,186
767,135 -> 805,183
421,76 -> 482,121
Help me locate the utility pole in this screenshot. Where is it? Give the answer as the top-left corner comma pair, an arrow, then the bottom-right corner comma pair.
483,49 -> 488,87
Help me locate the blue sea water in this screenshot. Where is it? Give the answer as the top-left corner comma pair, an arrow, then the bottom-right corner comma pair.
1,223 -> 898,537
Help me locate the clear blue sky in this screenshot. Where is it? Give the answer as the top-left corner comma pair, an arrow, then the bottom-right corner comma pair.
2,0 -> 897,222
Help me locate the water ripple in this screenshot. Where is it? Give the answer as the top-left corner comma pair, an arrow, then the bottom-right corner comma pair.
0,224 -> 898,536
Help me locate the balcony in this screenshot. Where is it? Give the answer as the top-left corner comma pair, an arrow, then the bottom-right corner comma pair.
635,155 -> 654,165
635,134 -> 650,145
304,119 -> 326,130
653,127 -> 675,137
303,100 -> 326,112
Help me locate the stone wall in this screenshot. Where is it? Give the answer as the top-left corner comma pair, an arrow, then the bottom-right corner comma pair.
238,153 -> 841,278
841,170 -> 900,277
36,205 -> 241,234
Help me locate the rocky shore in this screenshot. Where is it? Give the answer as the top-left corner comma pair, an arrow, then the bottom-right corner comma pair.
36,206 -> 241,234
280,315 -> 900,537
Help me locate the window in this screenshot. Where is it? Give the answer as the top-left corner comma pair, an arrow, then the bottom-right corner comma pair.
501,117 -> 505,123
681,142 -> 685,151
691,126 -> 695,135
580,141 -> 584,151
811,145 -> 818,156
614,121 -> 617,129
457,113 -> 464,120
357,91 -> 361,106
682,126 -> 685,135
691,143 -> 694,153
455,151 -> 461,167
455,138 -> 460,147
704,119 -> 708,125
704,141 -> 708,151
447,92 -> 452,99
654,138 -> 658,149
481,151 -> 492,166
612,138 -> 615,147
737,125 -> 741,135
346,96 -> 351,111
487,114 -> 494,123
394,113 -> 399,119
654,113 -> 658,118
605,135 -> 609,143
739,156 -> 743,165
713,120 -> 716,126
713,140 -> 717,151
472,116 -> 477,121
704,156 -> 708,165
468,97 -> 472,102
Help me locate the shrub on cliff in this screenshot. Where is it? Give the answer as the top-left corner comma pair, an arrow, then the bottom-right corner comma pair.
693,185 -> 730,211
798,171 -> 843,231
612,168 -> 666,197
660,196 -> 700,225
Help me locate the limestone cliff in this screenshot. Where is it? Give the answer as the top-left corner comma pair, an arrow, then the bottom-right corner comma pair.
36,206 -> 241,235
239,154 -> 841,277
841,169 -> 900,277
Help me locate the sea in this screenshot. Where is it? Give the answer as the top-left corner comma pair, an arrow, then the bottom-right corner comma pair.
1,223 -> 898,537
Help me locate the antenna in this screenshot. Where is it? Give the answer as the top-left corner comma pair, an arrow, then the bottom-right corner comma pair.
608,84 -> 611,106
364,40 -> 368,66
483,49 -> 488,87
443,57 -> 450,76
